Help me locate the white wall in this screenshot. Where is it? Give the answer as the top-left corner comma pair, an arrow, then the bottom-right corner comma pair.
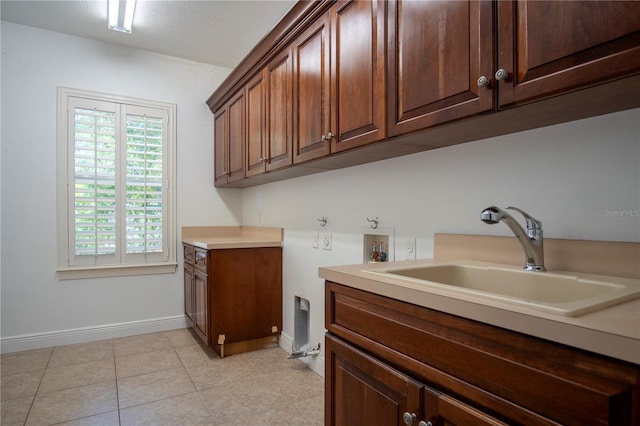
242,108 -> 640,375
0,22 -> 240,351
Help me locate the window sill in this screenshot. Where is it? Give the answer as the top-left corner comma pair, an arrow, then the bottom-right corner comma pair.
57,263 -> 178,280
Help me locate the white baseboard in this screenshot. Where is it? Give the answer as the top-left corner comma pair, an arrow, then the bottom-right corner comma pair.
279,331 -> 325,378
279,331 -> 294,353
1,315 -> 188,354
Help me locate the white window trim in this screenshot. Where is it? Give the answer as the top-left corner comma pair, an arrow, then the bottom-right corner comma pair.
56,87 -> 177,279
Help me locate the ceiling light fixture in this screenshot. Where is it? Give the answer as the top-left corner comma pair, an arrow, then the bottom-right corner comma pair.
108,0 -> 137,33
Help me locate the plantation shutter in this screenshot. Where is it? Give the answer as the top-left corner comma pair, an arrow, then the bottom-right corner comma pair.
69,97 -> 119,266
66,97 -> 168,266
122,105 -> 168,263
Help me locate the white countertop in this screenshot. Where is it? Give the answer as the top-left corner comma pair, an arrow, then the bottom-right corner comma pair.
319,258 -> 640,365
182,226 -> 283,249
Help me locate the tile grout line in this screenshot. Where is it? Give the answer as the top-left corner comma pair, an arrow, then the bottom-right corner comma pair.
22,347 -> 55,426
114,331 -> 216,423
46,339 -> 120,426
113,339 -> 122,426
171,336 -> 219,425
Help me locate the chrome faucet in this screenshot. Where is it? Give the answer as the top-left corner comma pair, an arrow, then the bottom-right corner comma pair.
480,206 -> 546,272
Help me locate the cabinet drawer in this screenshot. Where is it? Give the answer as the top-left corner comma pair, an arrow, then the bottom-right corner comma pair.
183,244 -> 195,264
194,248 -> 208,272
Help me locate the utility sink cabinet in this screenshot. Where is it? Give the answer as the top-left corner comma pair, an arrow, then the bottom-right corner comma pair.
183,243 -> 282,357
325,281 -> 640,425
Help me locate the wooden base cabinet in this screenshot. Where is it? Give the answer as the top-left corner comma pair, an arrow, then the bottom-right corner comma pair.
183,244 -> 282,356
184,245 -> 209,344
326,335 -> 507,426
325,282 -> 640,426
326,334 -> 422,426
192,268 -> 209,343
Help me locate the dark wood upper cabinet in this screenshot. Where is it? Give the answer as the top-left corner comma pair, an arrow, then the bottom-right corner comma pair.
246,71 -> 266,177
293,0 -> 386,162
208,0 -> 640,187
227,91 -> 246,183
497,0 -> 640,107
330,0 -> 386,152
246,49 -> 294,178
213,106 -> 227,186
266,48 -> 294,172
387,0 -> 494,138
214,90 -> 246,184
292,10 -> 332,164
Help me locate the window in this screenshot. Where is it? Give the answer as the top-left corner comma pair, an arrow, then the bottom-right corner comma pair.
57,87 -> 176,279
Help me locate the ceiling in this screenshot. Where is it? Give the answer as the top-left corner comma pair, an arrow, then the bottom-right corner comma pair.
0,0 -> 298,68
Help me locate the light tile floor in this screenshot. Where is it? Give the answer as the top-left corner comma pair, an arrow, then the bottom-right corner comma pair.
1,329 -> 324,425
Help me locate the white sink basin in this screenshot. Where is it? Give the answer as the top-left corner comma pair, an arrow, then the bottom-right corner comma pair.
363,262 -> 640,316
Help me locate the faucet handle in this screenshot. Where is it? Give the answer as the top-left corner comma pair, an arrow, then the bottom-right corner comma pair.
505,206 -> 542,231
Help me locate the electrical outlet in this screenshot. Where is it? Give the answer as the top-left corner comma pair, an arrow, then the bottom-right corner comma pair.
312,231 -> 319,249
406,238 -> 416,260
320,232 -> 332,250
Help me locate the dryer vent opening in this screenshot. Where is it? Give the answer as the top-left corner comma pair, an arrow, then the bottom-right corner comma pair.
289,296 -> 320,359
294,296 -> 310,351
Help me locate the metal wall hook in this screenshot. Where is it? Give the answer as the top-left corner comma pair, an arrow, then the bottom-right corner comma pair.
317,216 -> 327,227
366,217 -> 379,229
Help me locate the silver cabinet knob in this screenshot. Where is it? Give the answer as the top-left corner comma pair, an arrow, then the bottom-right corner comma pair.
477,75 -> 490,87
402,412 -> 417,425
326,132 -> 334,140
320,134 -> 326,141
495,68 -> 508,81
418,422 -> 432,426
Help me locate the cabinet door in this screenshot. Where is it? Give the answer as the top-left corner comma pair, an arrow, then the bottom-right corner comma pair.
293,11 -> 331,164
253,247 -> 282,337
246,71 -> 267,177
326,334 -> 423,426
210,249 -> 256,343
193,269 -> 208,344
387,0 -> 494,137
424,387 -> 507,426
184,263 -> 194,324
227,91 -> 246,183
213,106 -> 227,186
330,0 -> 386,152
266,49 -> 293,172
497,1 -> 640,107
